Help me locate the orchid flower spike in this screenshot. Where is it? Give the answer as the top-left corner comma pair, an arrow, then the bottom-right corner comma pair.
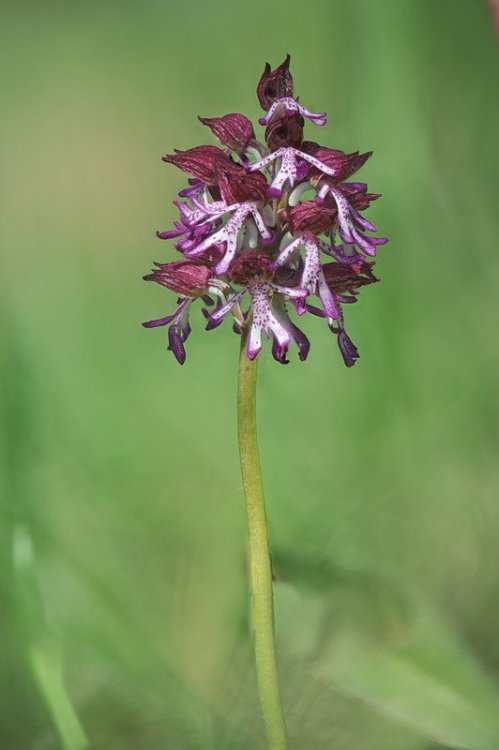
144,56 -> 387,366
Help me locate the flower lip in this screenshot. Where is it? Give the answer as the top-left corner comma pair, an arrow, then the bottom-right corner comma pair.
248,146 -> 343,199
198,113 -> 255,152
318,183 -> 388,256
187,202 -> 272,276
259,98 -> 327,128
256,54 -> 294,110
162,145 -> 229,184
337,330 -> 359,367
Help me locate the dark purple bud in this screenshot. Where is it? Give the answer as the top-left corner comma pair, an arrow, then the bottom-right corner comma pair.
198,113 -> 255,152
257,54 -> 294,110
228,250 -> 274,285
162,145 -> 229,184
215,158 -> 269,204
143,259 -> 212,297
288,201 -> 337,236
337,330 -> 359,367
265,111 -> 304,151
322,261 -> 379,295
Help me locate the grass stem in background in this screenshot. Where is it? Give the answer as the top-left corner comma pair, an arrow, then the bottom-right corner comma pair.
14,527 -> 90,750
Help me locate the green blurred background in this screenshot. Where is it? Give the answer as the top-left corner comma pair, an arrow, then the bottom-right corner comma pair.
1,1 -> 499,748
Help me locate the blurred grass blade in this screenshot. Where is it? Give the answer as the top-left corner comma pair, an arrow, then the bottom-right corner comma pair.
275,559 -> 499,750
30,641 -> 89,750
14,526 -> 90,750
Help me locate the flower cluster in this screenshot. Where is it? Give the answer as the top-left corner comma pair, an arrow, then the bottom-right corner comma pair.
144,56 -> 387,365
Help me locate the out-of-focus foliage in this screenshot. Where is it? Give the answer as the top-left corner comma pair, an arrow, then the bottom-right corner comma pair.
1,1 -> 498,748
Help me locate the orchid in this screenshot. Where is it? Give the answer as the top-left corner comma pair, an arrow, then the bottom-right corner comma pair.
143,57 -> 386,367
143,57 -> 388,750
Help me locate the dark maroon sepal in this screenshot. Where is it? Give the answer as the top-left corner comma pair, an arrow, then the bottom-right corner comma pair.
215,158 -> 269,204
303,143 -> 373,183
162,145 -> 229,184
228,251 -> 274,285
265,111 -> 304,151
144,259 -> 212,297
288,201 -> 337,236
341,182 -> 381,211
256,54 -> 294,110
322,260 -> 379,295
198,113 -> 255,152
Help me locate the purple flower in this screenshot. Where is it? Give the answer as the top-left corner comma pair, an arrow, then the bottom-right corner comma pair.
144,57 -> 388,366
317,183 -> 388,256
204,273 -> 308,364
188,201 -> 273,275
273,234 -> 340,319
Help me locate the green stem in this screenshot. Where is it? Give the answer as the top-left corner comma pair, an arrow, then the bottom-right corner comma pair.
237,333 -> 289,750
